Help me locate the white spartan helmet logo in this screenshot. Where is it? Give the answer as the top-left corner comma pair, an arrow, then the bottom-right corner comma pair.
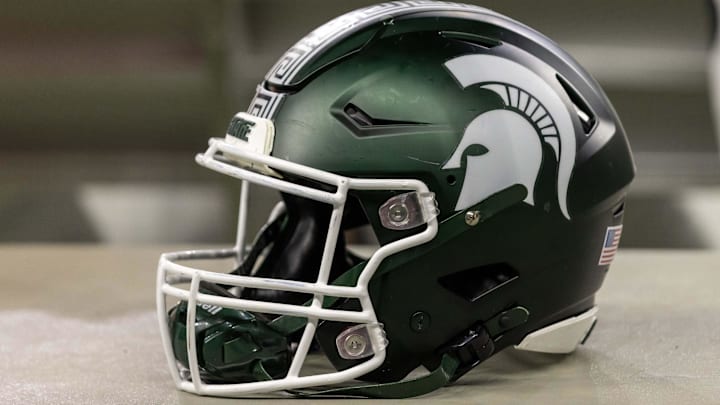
442,54 -> 576,219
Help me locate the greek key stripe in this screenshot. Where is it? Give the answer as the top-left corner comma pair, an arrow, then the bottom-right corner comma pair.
266,1 -> 494,86
247,86 -> 286,119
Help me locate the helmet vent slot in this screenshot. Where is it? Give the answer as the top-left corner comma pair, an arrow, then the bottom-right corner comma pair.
343,104 -> 430,127
345,104 -> 373,127
438,263 -> 519,302
613,202 -> 625,218
556,74 -> 597,134
439,31 -> 501,49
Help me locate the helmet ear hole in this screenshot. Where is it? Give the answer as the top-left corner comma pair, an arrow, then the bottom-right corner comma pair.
446,175 -> 457,185
438,263 -> 519,302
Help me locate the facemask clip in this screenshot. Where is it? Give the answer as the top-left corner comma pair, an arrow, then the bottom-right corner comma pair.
379,192 -> 439,231
335,323 -> 388,360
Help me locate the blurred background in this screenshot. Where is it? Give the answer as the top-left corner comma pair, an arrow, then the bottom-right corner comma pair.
2,0 -> 719,248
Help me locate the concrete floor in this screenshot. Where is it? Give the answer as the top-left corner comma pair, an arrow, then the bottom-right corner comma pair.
1,245 -> 718,404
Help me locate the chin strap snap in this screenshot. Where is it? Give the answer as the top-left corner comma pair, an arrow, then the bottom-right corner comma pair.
442,324 -> 494,382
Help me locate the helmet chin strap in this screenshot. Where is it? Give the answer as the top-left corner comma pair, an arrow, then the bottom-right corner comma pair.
171,260 -> 478,398
172,257 -> 510,398
255,302 -> 497,399
171,185 -> 536,396
252,352 -> 462,399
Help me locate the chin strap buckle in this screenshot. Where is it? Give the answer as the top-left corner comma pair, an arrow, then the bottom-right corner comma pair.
442,324 -> 494,382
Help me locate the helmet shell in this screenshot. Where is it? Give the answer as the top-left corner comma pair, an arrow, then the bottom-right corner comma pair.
248,3 -> 634,382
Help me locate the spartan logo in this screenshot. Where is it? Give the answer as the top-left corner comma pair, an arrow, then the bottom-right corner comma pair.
443,54 -> 576,219
227,115 -> 256,142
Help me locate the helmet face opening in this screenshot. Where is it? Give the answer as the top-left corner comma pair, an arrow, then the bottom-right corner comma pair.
236,191 -> 358,306
156,1 -> 634,398
157,134 -> 440,396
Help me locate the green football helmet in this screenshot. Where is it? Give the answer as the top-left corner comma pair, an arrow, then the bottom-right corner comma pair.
157,1 -> 634,398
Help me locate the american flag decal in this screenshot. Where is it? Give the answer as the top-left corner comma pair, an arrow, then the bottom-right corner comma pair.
598,225 -> 623,266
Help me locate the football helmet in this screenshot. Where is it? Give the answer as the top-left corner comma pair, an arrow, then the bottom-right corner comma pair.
157,1 -> 634,398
